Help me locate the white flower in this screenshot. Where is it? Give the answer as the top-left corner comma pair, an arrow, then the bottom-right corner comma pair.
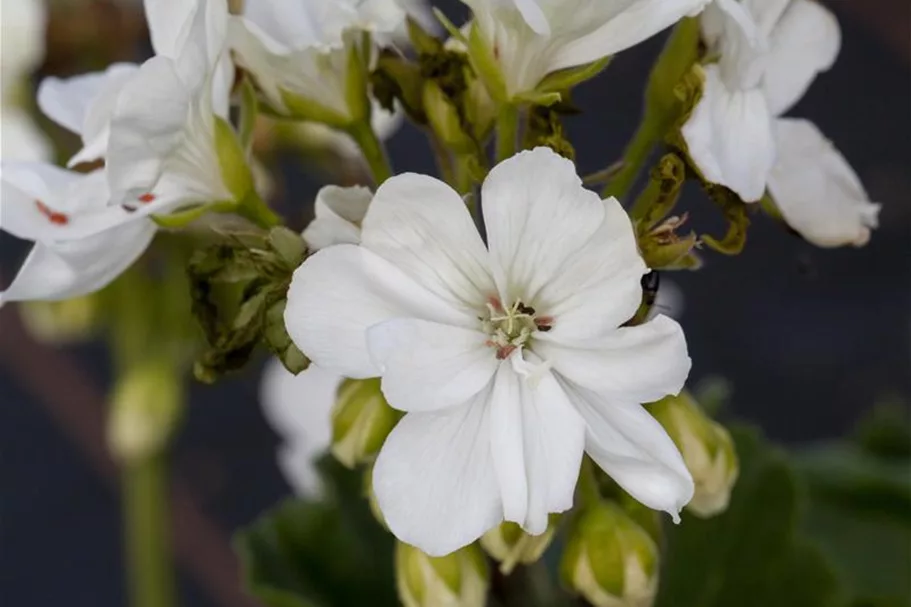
0,0 -> 50,162
681,0 -> 838,201
259,359 -> 339,497
228,0 -> 408,124
768,119 -> 880,248
462,0 -> 710,98
0,163 -> 156,303
106,0 -> 237,214
285,147 -> 693,556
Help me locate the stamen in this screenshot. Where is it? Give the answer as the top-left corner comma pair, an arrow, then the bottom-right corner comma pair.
35,200 -> 69,226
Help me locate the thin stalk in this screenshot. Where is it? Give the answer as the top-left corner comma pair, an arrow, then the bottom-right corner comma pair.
349,121 -> 393,185
123,454 -> 176,607
237,190 -> 281,229
495,105 -> 520,163
602,117 -> 662,202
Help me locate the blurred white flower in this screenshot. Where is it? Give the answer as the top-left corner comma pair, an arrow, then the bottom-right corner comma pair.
285,147 -> 693,556
259,358 -> 339,497
462,0 -> 710,98
0,0 -> 50,162
0,164 -> 155,303
228,0 -> 410,125
302,184 -> 372,251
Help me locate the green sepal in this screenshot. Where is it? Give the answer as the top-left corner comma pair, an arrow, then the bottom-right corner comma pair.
215,116 -> 255,202
464,20 -> 508,104
279,88 -> 352,129
238,76 -> 259,157
537,56 -> 612,94
512,90 -> 562,107
406,16 -> 443,55
701,184 -> 751,255
344,34 -> 371,125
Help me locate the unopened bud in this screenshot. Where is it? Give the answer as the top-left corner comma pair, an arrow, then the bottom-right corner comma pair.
649,391 -> 739,518
560,502 -> 659,607
107,362 -> 182,463
19,296 -> 97,344
480,516 -> 559,575
331,378 -> 401,468
396,542 -> 489,607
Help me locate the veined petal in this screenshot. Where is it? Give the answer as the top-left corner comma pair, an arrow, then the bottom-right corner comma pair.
559,380 -> 694,519
553,0 -> 710,71
0,218 -> 156,304
284,244 -> 473,379
361,173 -> 495,314
535,315 -> 691,405
259,359 -> 339,497
489,360 -> 585,535
373,389 -> 502,556
482,148 -> 645,334
768,118 -> 879,248
302,185 -> 372,251
367,318 -> 498,413
681,64 -> 775,202
510,0 -> 551,35
762,0 -> 840,116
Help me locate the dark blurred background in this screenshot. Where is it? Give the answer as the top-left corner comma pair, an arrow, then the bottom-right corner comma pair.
1,0 -> 908,605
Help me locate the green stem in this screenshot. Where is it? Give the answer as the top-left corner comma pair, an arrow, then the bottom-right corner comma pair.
427,130 -> 455,187
349,121 -> 393,185
495,105 -> 520,163
602,117 -> 662,202
123,454 -> 176,607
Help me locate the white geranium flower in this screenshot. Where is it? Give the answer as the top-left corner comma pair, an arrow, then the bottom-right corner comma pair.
106,0 -> 237,214
259,358 -> 339,497
768,119 -> 880,248
228,0 -> 409,125
0,0 -> 50,162
462,0 -> 710,98
0,164 -> 156,303
285,147 -> 693,556
683,0 -> 879,244
681,0 -> 838,201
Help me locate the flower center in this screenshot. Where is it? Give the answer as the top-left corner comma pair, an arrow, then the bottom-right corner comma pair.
480,296 -> 554,360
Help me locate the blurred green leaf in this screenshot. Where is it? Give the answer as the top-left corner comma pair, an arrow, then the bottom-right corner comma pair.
235,458 -> 398,607
656,426 -> 846,607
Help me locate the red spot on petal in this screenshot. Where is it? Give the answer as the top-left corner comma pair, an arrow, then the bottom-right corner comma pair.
488,296 -> 504,312
139,193 -> 156,203
35,200 -> 69,226
496,345 -> 517,360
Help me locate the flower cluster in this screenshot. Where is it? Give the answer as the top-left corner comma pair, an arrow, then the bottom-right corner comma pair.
0,0 -> 884,605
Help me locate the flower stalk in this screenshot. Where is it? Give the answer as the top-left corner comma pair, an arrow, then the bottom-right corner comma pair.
349,120 -> 393,185
495,104 -> 520,163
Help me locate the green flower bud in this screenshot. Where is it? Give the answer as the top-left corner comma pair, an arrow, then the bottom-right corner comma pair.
560,502 -> 659,607
107,361 -> 182,463
331,378 -> 401,468
649,392 -> 739,518
19,296 -> 98,344
480,516 -> 559,575
423,80 -> 475,154
396,542 -> 489,607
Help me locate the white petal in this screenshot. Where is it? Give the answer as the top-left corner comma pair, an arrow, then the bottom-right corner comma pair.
560,380 -> 694,519
481,148 -> 645,335
302,185 -> 372,251
535,315 -> 691,405
361,173 -> 495,313
489,360 -> 585,535
762,0 -> 840,116
367,318 -> 498,412
0,218 -> 156,304
284,244 -> 473,379
1,164 -> 137,242
0,109 -> 51,163
553,0 -> 711,71
259,359 -> 339,498
373,389 -> 502,556
681,65 -> 775,202
768,118 -> 879,248
145,0 -> 227,70
511,0 -> 551,35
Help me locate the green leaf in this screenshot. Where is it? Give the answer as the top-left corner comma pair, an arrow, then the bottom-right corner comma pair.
239,77 -> 259,157
656,426 -> 846,607
236,458 -> 398,607
794,441 -> 911,603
